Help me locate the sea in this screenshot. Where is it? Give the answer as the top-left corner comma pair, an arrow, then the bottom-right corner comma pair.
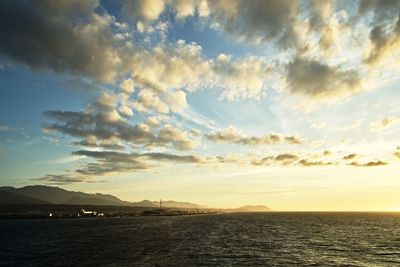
0,212 -> 399,266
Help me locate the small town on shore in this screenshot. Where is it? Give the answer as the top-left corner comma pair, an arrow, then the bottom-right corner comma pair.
0,200 -> 221,219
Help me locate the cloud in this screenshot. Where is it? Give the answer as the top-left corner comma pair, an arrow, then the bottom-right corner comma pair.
123,0 -> 299,47
173,0 -> 197,18
36,148 -> 241,183
120,78 -> 135,94
69,149 -> 205,177
250,150 -> 390,168
275,153 -> 299,162
0,125 -> 10,132
71,138 -> 125,151
251,152 -> 337,167
252,153 -> 300,166
134,89 -> 170,113
0,1 -> 122,83
34,174 -> 86,184
359,0 -> 400,23
358,0 -> 400,65
144,116 -> 161,128
308,0 -> 341,52
364,20 -> 400,65
343,153 -> 358,160
206,0 -> 298,46
36,150 -> 192,180
72,150 -> 150,174
165,90 -> 188,113
0,125 -> 29,139
152,124 -> 198,150
394,147 -> 400,160
286,57 -> 362,99
213,55 -> 270,100
122,0 -> 166,21
348,160 -> 388,167
2,1 -> 376,105
205,126 -> 242,143
1,0 -> 398,106
43,94 -> 198,151
298,159 -> 334,167
119,105 -> 134,117
125,41 -> 211,93
205,126 -> 303,146
369,116 -> 400,132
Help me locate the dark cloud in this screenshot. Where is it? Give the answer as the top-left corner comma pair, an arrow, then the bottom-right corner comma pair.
34,147 -> 221,183
207,0 -> 298,46
323,150 -> 332,156
251,153 -> 337,167
298,159 -> 334,167
251,153 -> 299,166
359,0 -> 400,22
235,135 -> 303,145
43,106 -> 196,151
286,57 -> 361,98
343,153 -> 358,160
34,174 -> 85,184
0,0 -> 121,82
71,140 -> 125,150
70,149 -> 203,177
205,127 -> 303,146
275,153 -> 299,162
365,19 -> 400,65
72,150 -> 150,176
358,0 -> 400,65
349,160 -> 388,167
73,150 -> 203,164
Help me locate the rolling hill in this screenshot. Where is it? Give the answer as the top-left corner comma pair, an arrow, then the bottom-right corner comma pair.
0,185 -> 201,208
0,191 -> 49,205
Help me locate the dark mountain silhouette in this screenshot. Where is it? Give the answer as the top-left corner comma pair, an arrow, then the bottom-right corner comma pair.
0,185 -> 130,206
0,191 -> 50,205
0,186 -> 202,208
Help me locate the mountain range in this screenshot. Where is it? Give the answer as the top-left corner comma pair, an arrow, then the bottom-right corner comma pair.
0,185 -> 272,211
0,185 -> 207,209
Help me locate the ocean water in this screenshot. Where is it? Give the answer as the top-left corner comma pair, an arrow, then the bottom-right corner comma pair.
0,212 -> 399,266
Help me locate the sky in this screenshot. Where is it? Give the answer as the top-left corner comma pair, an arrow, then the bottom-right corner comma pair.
0,0 -> 400,211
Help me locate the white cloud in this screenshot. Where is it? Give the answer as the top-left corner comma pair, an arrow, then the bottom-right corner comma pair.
122,0 -> 165,21
166,90 -> 188,113
135,89 -> 170,113
119,105 -> 134,117
120,78 -> 135,94
173,0 -> 196,18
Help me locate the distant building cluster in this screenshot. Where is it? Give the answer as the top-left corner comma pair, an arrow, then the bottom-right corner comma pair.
78,209 -> 104,217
